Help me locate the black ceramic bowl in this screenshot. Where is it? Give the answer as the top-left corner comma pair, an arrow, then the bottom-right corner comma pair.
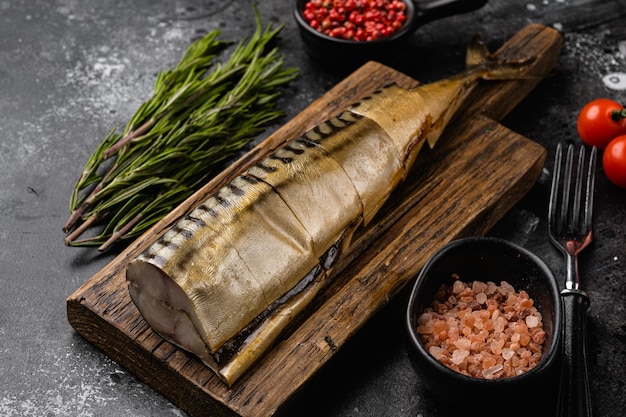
293,0 -> 488,66
406,237 -> 562,410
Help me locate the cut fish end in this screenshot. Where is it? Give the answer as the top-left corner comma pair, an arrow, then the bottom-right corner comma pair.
126,260 -> 215,364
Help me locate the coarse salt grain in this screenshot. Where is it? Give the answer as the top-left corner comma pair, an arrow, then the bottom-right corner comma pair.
451,349 -> 470,365
483,355 -> 497,369
454,338 -> 472,350
429,345 -> 443,359
452,279 -> 465,294
475,292 -> 487,304
472,280 -> 488,293
502,348 -> 515,360
526,315 -> 539,328
482,363 -> 504,379
499,281 -> 515,294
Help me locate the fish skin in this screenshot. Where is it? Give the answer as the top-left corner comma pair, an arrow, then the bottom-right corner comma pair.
306,110 -> 406,224
126,43 -> 536,385
348,84 -> 430,170
246,137 -> 362,258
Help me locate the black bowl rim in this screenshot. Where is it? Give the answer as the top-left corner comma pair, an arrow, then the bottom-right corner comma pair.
292,0 -> 417,46
405,236 -> 562,385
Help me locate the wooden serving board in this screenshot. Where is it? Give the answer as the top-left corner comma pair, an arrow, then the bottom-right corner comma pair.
67,24 -> 563,417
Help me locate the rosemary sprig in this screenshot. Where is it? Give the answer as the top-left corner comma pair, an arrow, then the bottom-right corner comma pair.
64,12 -> 298,250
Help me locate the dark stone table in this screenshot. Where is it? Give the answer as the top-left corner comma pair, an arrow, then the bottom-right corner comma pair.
1,0 -> 624,416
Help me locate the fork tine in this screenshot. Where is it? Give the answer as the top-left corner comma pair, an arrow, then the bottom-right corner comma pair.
572,146 -> 584,231
561,144 -> 574,233
583,146 -> 597,234
548,142 -> 563,232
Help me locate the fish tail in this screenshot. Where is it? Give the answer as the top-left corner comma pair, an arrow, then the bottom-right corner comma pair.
465,33 -> 538,81
413,35 -> 540,150
465,33 -> 495,67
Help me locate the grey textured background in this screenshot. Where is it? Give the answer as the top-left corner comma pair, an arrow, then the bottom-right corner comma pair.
1,0 -> 625,416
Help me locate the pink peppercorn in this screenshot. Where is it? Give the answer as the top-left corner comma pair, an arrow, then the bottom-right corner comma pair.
302,0 -> 408,41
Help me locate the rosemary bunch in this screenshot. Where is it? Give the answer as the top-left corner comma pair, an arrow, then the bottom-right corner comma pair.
63,13 -> 298,251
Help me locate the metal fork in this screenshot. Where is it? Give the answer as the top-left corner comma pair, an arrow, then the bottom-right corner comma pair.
548,143 -> 597,417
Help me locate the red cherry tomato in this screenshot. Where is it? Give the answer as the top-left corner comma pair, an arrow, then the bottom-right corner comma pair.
577,98 -> 626,149
602,135 -> 626,188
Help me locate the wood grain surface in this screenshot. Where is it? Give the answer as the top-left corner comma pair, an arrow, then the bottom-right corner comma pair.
67,24 -> 563,417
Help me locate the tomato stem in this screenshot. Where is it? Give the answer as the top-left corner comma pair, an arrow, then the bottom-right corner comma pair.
611,108 -> 626,122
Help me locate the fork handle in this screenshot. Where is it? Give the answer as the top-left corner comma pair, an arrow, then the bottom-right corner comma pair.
557,290 -> 593,417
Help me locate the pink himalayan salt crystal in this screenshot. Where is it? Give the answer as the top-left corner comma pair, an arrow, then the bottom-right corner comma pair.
472,280 -> 488,293
526,315 -> 540,328
502,348 -> 515,360
498,281 -> 515,295
532,328 -> 546,344
429,345 -> 444,360
452,279 -> 465,294
482,355 -> 497,369
451,349 -> 470,365
475,292 -> 488,304
417,312 -> 433,325
482,363 -> 504,379
493,316 -> 507,333
490,338 -> 505,355
454,337 -> 472,350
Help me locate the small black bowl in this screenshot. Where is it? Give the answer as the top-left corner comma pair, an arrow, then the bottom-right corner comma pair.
406,237 -> 562,411
293,0 -> 488,66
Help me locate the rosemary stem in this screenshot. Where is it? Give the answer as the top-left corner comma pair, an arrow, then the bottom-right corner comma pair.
63,171 -> 108,232
63,203 -> 90,233
102,117 -> 157,160
98,212 -> 143,252
64,213 -> 101,245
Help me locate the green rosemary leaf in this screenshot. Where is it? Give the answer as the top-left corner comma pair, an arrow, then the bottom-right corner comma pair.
68,129 -> 119,210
